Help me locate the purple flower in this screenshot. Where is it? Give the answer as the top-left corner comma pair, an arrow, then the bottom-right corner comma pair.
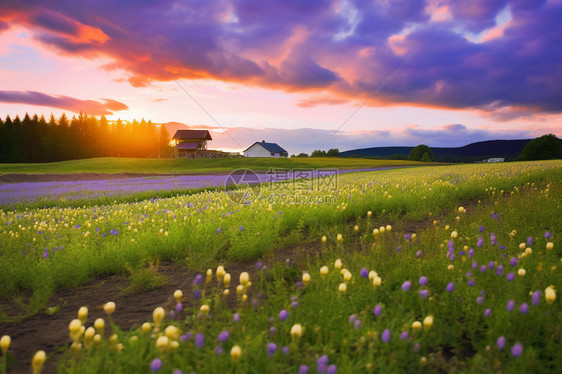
510,257 -> 517,267
193,289 -> 202,300
169,311 -> 176,319
194,333 -> 205,348
233,313 -> 240,323
419,276 -> 428,286
401,280 -> 411,291
496,265 -> 504,275
468,248 -> 475,257
282,346 -> 289,355
266,342 -> 277,357
479,225 -> 485,232
507,273 -> 516,281
520,303 -> 529,314
416,250 -> 423,257
360,268 -> 368,278
414,343 -> 420,352
317,355 -> 329,366
511,342 -> 523,357
480,265 -> 487,272
180,332 -> 191,342
506,300 -> 515,311
477,237 -> 484,247
327,365 -> 337,374
349,314 -> 357,324
176,303 -> 182,312
488,261 -> 495,269
497,336 -> 506,349
468,279 -> 475,287
419,289 -> 429,299
374,304 -> 383,316
466,272 -> 472,277
291,301 -> 299,308
405,234 -> 411,241
298,365 -> 309,374
545,231 -> 551,239
279,309 -> 289,321
217,227 -> 222,234
446,282 -> 455,292
400,331 -> 409,340
396,246 -> 402,252
214,346 -> 224,355
526,237 -> 533,246
354,320 -> 362,329
532,291 -> 541,306
193,274 -> 203,284
477,296 -> 484,304
484,308 -> 491,317
472,261 -> 478,269
151,358 -> 162,372
381,329 -> 390,343
218,331 -> 229,342
269,326 -> 277,335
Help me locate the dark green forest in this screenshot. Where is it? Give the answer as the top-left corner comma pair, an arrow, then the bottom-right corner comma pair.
0,113 -> 171,163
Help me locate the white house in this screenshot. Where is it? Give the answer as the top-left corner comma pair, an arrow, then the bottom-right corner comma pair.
244,141 -> 288,158
486,158 -> 505,162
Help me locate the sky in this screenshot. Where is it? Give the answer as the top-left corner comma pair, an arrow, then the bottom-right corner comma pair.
0,0 -> 561,155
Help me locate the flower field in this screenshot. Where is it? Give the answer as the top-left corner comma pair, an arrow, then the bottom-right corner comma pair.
0,160 -> 561,373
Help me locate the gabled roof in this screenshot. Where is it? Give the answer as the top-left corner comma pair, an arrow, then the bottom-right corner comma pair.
173,130 -> 212,140
175,142 -> 199,150
244,141 -> 288,154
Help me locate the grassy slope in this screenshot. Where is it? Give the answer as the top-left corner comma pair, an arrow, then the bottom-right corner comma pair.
0,157 -> 428,175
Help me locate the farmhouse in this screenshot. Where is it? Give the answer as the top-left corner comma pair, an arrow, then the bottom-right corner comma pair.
172,130 -> 212,157
244,140 -> 288,158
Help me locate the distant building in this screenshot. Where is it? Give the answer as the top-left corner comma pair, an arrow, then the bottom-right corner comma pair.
244,141 -> 288,158
486,158 -> 505,163
172,130 -> 212,157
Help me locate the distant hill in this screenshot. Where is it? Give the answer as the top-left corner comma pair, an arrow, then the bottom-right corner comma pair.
340,139 -> 537,162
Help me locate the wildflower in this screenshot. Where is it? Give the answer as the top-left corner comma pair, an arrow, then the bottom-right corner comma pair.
480,265 -> 486,272
451,231 -> 458,239
360,268 -> 368,278
546,242 -> 554,250
477,296 -> 484,304
218,331 -> 229,342
448,264 -> 454,270
282,346 -> 289,354
195,333 -> 205,348
373,228 -> 380,236
1,335 -> 10,354
269,326 -> 276,335
302,272 -> 311,285
327,364 -> 337,374
233,313 -> 240,323
511,342 -> 523,357
298,365 -> 309,374
231,345 -> 242,361
338,283 -> 347,292
400,331 -> 409,340
173,290 -> 183,303
320,266 -> 329,276
266,342 -> 277,357
354,225 -> 359,232
279,309 -> 289,321
337,234 -> 343,243
322,236 -> 327,243
401,280 -> 411,291
520,303 -> 529,314
32,350 -> 46,374
239,272 -> 249,286
381,329 -> 390,343
507,273 -> 516,281
419,289 -> 429,298
446,282 -> 455,292
518,268 -> 526,276
419,276 -> 428,286
373,304 -> 383,316
412,321 -> 422,331
532,291 -> 541,305
290,324 -> 303,339
153,307 -> 165,326
156,336 -> 169,352
506,300 -> 515,311
545,231 -> 552,239
497,336 -> 506,349
103,301 -> 116,316
224,273 -> 231,287
151,358 -> 162,372
510,257 -> 517,267
423,315 -> 433,330
484,308 -> 491,317
545,286 -> 556,304
343,270 -> 352,282
335,259 -> 342,269
416,250 -> 423,257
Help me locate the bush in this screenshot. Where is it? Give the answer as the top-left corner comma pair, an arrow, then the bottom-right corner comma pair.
408,145 -> 434,161
517,134 -> 562,160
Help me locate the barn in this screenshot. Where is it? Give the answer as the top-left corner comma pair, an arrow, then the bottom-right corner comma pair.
244,141 -> 288,158
172,130 -> 212,157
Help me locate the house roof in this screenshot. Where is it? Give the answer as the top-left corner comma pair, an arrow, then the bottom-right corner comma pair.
175,142 -> 199,150
173,130 -> 212,140
244,141 -> 288,154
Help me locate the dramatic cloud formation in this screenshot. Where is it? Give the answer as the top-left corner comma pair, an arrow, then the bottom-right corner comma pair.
1,0 -> 560,121
0,90 -> 128,115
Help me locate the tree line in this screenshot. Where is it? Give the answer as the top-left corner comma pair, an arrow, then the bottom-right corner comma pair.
0,113 -> 171,163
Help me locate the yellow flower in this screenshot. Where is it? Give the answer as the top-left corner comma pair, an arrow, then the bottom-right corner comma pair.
78,306 -> 88,323
165,325 -> 180,340
103,301 -> 116,316
290,324 -> 303,339
223,289 -> 230,296
206,269 -> 212,282
519,242 -> 526,250
368,270 -> 378,280
545,286 -> 556,304
354,225 -> 359,232
335,259 -> 342,270
517,268 -> 526,276
525,247 -> 532,255
343,271 -> 352,283
200,304 -> 210,315
217,266 -> 226,281
1,335 -> 10,354
302,272 -> 311,285
372,276 -> 382,286
231,345 -> 242,361
338,283 -> 347,292
84,327 -> 95,341
173,289 -> 183,302
239,272 -> 250,286
444,225 -> 449,231
373,228 -> 379,237
321,235 -> 327,243
32,350 -> 46,374
224,273 -> 231,287
320,266 -> 329,276
153,307 -> 165,326
386,225 -> 392,232
156,336 -> 169,352
412,321 -> 422,331
423,315 -> 433,330
458,206 -> 465,213
447,264 -> 454,271
236,284 -> 244,295
367,211 -> 372,217
337,234 -> 343,243
546,242 -> 554,250
451,231 -> 458,239
141,322 -> 152,333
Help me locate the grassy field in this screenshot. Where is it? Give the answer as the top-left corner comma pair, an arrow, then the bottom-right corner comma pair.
0,160 -> 560,373
0,157 -> 428,175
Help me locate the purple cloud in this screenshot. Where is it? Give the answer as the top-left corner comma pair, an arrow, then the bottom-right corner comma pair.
0,90 -> 128,115
2,0 -> 561,120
